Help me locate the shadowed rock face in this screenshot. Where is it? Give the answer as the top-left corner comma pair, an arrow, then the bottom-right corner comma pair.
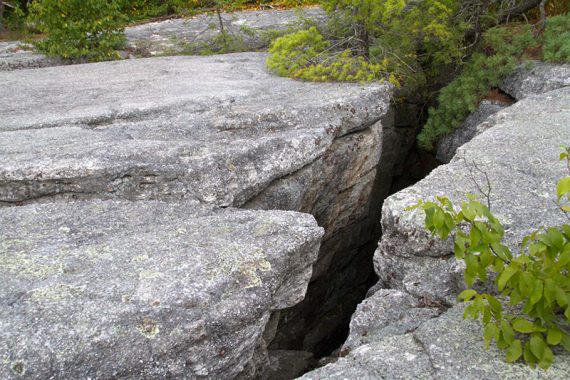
0,53 -> 400,378
300,87 -> 570,379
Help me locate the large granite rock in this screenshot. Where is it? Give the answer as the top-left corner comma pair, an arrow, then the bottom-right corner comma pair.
300,302 -> 570,380
125,7 -> 327,56
501,61 -> 570,100
436,100 -> 507,163
0,52 -> 397,378
378,86 -> 570,303
0,201 -> 323,379
0,53 -> 391,207
301,86 -> 570,379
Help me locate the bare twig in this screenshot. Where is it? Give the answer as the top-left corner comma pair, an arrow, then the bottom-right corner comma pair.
463,152 -> 492,211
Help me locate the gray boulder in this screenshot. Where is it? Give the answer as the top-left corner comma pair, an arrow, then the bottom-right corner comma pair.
502,61 -> 570,100
125,7 -> 327,56
436,101 -> 507,163
301,86 -> 570,379
300,303 -> 570,380
0,53 -> 391,207
0,201 -> 323,379
378,87 -> 570,303
0,52 -> 398,378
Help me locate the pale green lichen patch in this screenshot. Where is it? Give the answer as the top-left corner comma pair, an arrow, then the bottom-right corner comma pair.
209,243 -> 272,289
137,318 -> 160,339
10,360 -> 25,376
27,284 -> 81,302
1,238 -> 113,279
0,240 -> 65,278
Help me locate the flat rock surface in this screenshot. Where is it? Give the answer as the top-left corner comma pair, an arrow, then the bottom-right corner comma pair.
0,52 -> 391,207
0,201 -> 323,379
126,7 -> 326,56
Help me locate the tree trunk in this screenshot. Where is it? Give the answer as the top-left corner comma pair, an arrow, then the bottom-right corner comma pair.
0,1 -> 5,32
497,0 -> 543,22
537,0 -> 547,33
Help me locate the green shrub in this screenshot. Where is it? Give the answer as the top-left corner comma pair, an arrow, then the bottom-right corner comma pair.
267,27 -> 395,83
543,13 -> 570,63
417,24 -> 537,150
27,0 -> 126,61
267,1 -> 468,85
411,148 -> 570,369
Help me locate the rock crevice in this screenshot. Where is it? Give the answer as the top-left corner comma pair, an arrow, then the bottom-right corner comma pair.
0,53 -> 406,379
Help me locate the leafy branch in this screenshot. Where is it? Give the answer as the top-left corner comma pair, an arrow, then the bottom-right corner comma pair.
409,148 -> 570,369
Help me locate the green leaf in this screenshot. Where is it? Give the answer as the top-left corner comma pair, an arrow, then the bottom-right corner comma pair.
484,323 -> 499,349
498,265 -> 518,291
530,335 -> 546,360
547,328 -> 562,345
538,345 -> 554,370
505,339 -> 522,362
501,320 -> 515,345
457,289 -> 477,302
523,341 -> 537,367
540,228 -> 564,250
557,177 -> 570,201
544,280 -> 557,306
558,244 -> 570,267
485,295 -> 502,315
561,333 -> 570,351
529,280 -> 543,305
512,318 -> 541,333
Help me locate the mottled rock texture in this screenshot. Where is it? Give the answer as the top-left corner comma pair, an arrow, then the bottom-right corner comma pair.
0,202 -> 323,379
300,302 -> 570,380
502,61 -> 570,100
126,7 -> 327,56
0,41 -> 63,71
301,86 -> 570,379
436,101 -> 507,163
0,53 -> 391,207
0,53 -> 398,378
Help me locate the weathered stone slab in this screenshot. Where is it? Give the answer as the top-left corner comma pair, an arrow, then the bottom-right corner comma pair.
378,87 -> 570,303
502,61 -> 570,100
0,200 -> 323,379
436,100 -> 507,163
301,86 -> 570,379
437,62 -> 570,164
0,53 -> 392,208
1,51 -> 396,378
300,303 -> 570,380
0,41 -> 62,71
125,7 -> 327,56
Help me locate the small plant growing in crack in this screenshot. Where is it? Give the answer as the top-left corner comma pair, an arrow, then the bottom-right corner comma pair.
409,147 -> 570,369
